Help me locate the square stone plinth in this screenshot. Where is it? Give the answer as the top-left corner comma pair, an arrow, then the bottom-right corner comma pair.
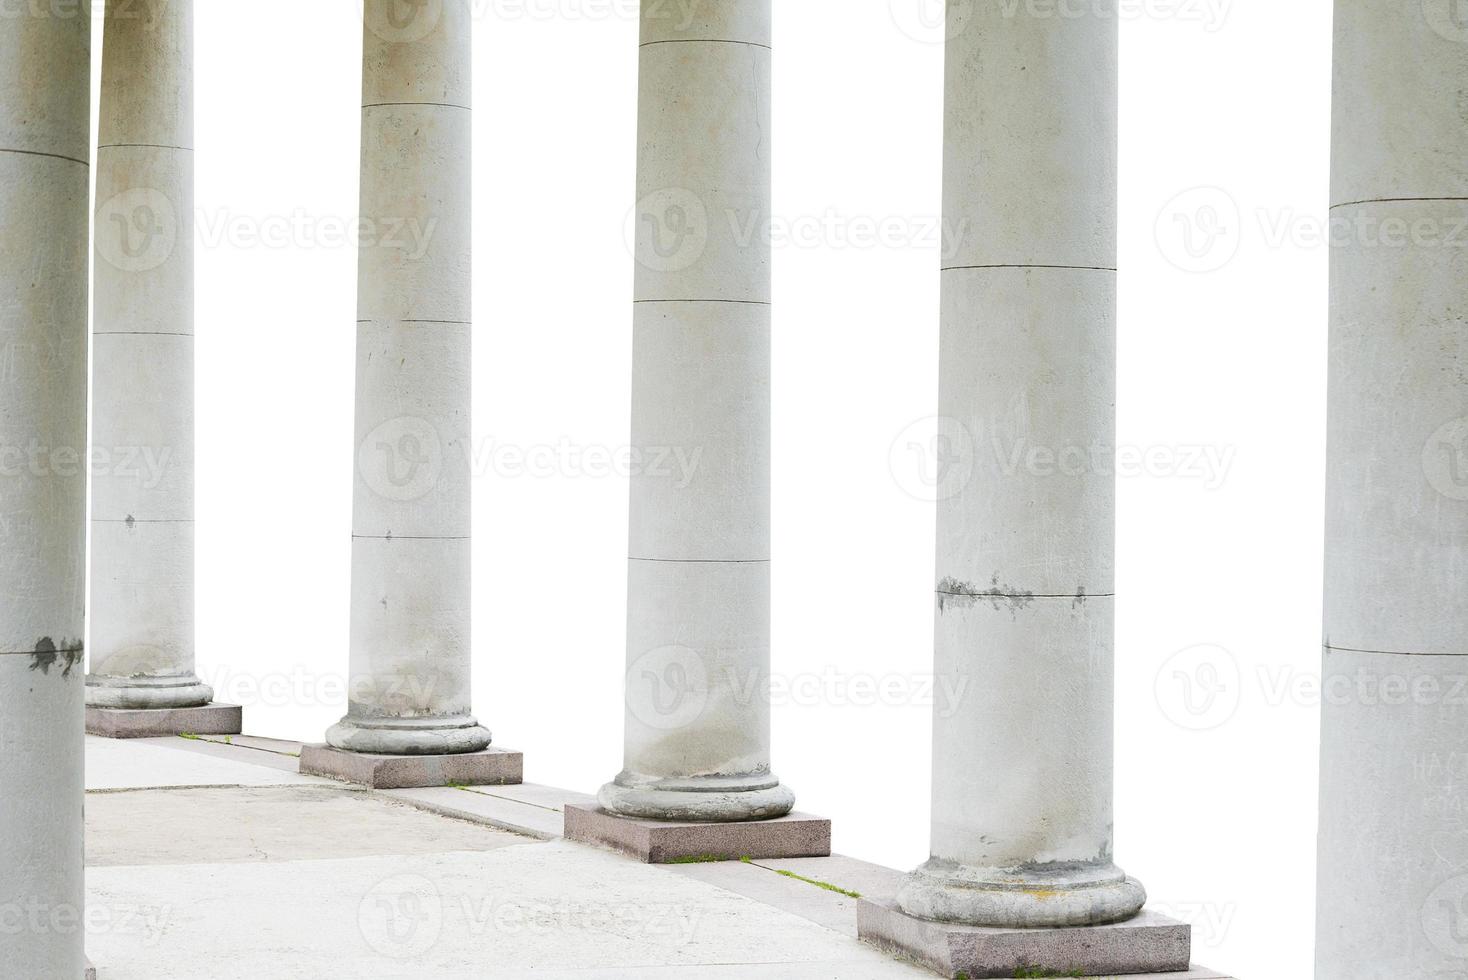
563,803 -> 831,864
86,703 -> 243,739
298,744 -> 523,790
857,900 -> 1192,979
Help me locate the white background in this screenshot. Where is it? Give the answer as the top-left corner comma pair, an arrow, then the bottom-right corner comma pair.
85,1 -> 1331,976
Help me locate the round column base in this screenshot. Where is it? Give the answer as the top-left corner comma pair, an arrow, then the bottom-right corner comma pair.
325,715 -> 492,756
85,674 -> 214,710
898,859 -> 1147,929
598,772 -> 796,823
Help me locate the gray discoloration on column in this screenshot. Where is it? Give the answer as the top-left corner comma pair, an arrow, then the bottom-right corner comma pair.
1315,8 -> 1468,977
87,0 -> 214,712
0,9 -> 90,978
598,0 -> 793,823
896,5 -> 1146,928
325,0 -> 489,757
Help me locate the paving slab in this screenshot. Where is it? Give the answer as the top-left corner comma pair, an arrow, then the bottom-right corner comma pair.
85,735 -> 329,791
565,803 -> 832,863
300,743 -> 523,789
87,785 -> 533,867
384,785 -> 567,840
133,734 -> 303,773
670,853 -> 905,937
85,841 -> 930,979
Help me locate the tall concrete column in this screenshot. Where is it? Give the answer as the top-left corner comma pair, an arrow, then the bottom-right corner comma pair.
597,1 -> 791,822
896,6 -> 1145,927
0,9 -> 91,979
86,0 -> 219,721
325,0 -> 490,757
1316,7 -> 1468,976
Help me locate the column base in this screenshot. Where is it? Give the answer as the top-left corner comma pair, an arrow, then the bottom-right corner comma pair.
597,771 -> 796,823
85,702 -> 242,739
299,743 -> 523,789
85,674 -> 214,710
564,802 -> 830,864
859,898 -> 1191,979
898,858 -> 1147,928
325,714 -> 492,756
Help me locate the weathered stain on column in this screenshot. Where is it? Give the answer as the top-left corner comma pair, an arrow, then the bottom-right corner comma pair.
597,1 -> 793,822
1316,6 -> 1468,976
0,7 -> 90,979
896,4 -> 1146,927
326,0 -> 489,756
87,0 -> 213,711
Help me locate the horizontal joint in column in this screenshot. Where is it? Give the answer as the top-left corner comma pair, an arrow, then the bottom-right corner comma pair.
629,557 -> 770,564
352,534 -> 469,541
0,146 -> 88,167
639,38 -> 772,50
632,298 -> 771,306
1329,196 -> 1468,210
97,143 -> 193,152
941,264 -> 1117,273
361,101 -> 470,111
1325,643 -> 1466,658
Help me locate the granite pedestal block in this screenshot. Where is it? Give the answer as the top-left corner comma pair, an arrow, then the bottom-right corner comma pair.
563,803 -> 831,864
858,899 -> 1191,979
86,703 -> 242,739
298,744 -> 523,790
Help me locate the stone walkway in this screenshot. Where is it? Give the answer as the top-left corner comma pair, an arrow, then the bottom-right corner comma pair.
82,735 -> 1233,979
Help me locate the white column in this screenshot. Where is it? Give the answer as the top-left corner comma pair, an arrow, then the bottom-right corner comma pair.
1316,7 -> 1468,976
0,9 -> 91,979
896,6 -> 1145,927
326,0 -> 488,756
86,0 -> 211,711
597,1 -> 790,821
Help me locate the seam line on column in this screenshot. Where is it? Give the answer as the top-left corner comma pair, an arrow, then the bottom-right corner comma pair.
936,589 -> 1115,599
93,518 -> 194,525
0,147 -> 88,167
98,143 -> 193,152
630,557 -> 770,564
362,102 -> 470,111
1325,643 -> 1463,658
353,534 -> 469,541
357,319 -> 470,325
0,645 -> 83,657
1329,196 -> 1468,210
95,331 -> 194,338
633,299 -> 772,306
640,38 -> 772,50
942,264 -> 1117,273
